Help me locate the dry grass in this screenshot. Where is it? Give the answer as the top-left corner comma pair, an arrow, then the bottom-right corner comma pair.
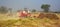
0,13 -> 60,27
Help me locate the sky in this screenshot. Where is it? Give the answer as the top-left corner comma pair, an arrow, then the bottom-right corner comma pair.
0,0 -> 60,12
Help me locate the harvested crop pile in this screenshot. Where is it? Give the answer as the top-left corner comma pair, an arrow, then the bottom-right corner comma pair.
38,13 -> 59,20
46,14 -> 59,20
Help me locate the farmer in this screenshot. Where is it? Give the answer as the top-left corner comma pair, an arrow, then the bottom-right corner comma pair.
27,10 -> 31,17
18,10 -> 28,17
22,10 -> 28,17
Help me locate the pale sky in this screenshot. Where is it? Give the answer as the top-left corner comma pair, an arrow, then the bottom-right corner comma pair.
0,0 -> 60,12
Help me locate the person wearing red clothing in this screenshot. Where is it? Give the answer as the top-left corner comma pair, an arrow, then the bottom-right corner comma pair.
18,10 -> 28,17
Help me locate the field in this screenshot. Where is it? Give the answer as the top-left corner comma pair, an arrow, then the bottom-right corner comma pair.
0,13 -> 60,27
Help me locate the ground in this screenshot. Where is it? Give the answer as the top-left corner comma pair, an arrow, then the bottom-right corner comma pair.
0,13 -> 60,27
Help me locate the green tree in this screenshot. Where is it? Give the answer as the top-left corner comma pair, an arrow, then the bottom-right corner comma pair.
41,4 -> 50,12
32,9 -> 36,12
0,6 -> 8,14
24,8 -> 28,12
8,8 -> 12,13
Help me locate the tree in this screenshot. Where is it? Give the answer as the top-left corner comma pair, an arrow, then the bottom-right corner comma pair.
41,4 -> 50,12
8,8 -> 12,13
24,8 -> 28,12
32,9 -> 36,12
6,8 -> 13,16
0,6 -> 8,14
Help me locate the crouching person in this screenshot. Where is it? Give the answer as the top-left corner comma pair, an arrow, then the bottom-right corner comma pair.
18,10 -> 28,18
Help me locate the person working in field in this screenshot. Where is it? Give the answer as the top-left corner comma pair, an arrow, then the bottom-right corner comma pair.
18,10 -> 27,17
27,10 -> 31,17
18,10 -> 31,18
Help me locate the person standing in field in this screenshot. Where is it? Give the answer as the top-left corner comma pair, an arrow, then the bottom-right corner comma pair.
27,10 -> 31,17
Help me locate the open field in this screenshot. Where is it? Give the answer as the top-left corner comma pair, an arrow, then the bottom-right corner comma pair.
0,13 -> 60,27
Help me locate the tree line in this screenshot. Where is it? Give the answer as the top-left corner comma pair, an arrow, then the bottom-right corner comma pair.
0,6 -> 12,14
0,4 -> 51,14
